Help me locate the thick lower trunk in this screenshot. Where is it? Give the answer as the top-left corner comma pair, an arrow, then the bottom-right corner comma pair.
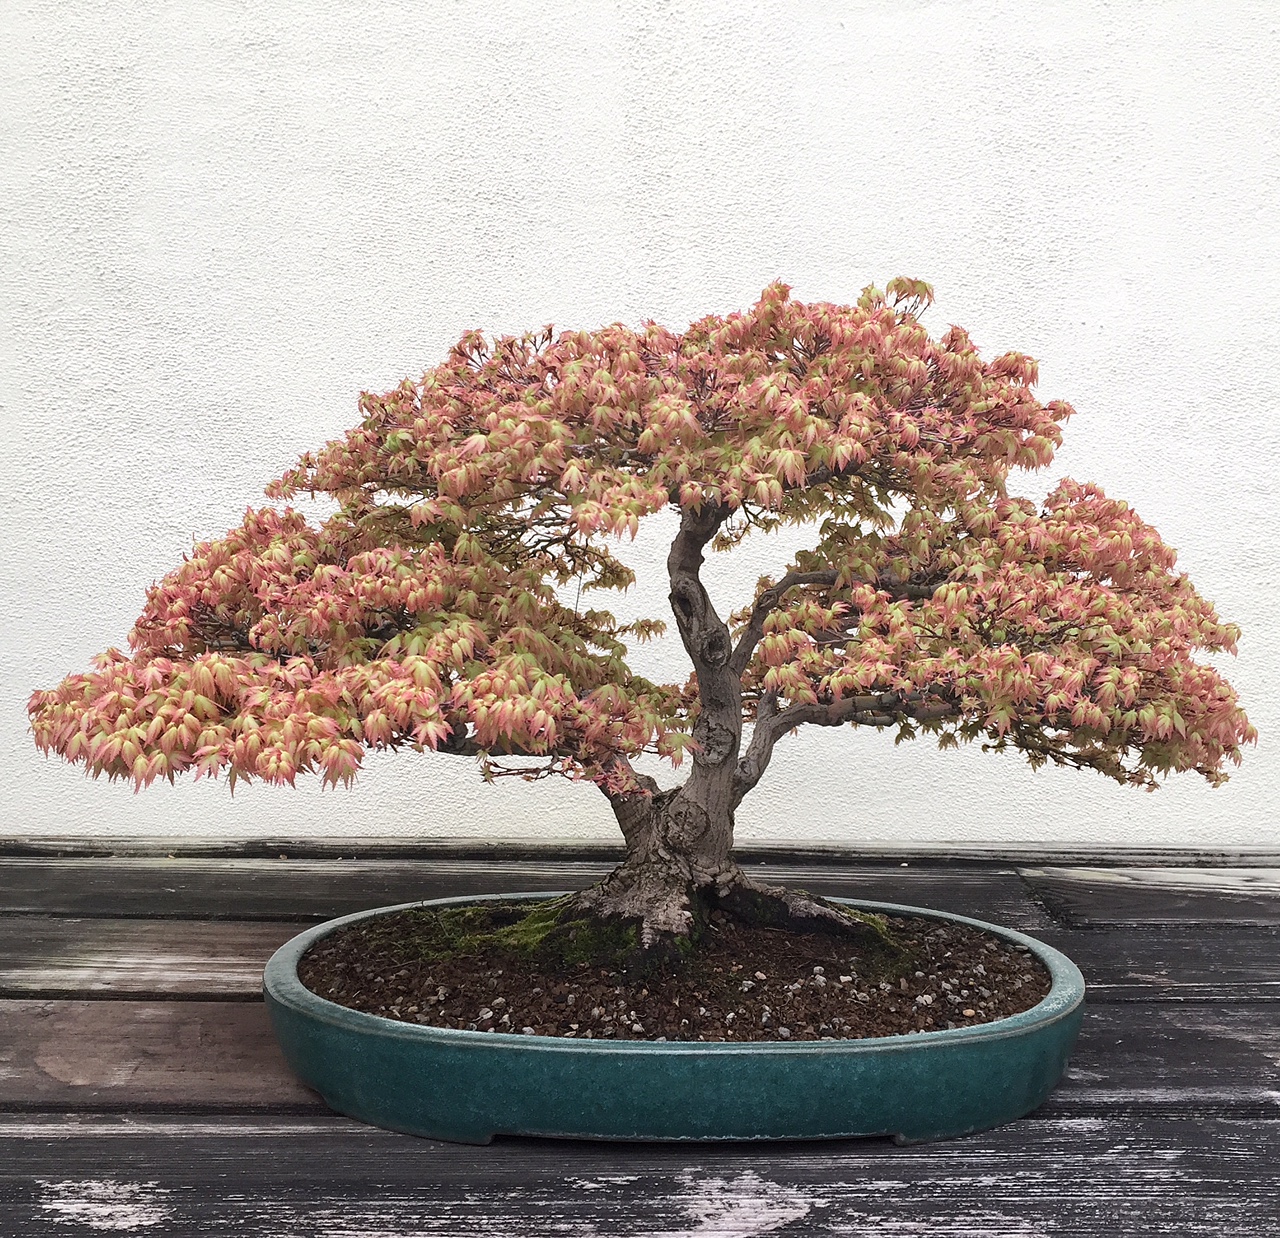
574,775 -> 897,956
577,500 -> 747,945
573,776 -> 741,945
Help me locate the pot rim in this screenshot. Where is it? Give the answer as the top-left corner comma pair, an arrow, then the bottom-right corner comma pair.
264,892 -> 1085,1055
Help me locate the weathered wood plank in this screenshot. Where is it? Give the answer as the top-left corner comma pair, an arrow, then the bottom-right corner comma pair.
8,835 -> 1280,866
1044,1002 -> 1280,1116
0,857 -> 613,921
0,918 -> 305,998
0,1115 -> 1277,1235
5,916 -> 1277,1001
1021,866 -> 1280,926
745,864 -> 1058,929
3,998 -> 1277,1117
1037,925 -> 1280,1001
0,857 -> 1055,928
0,852 -> 1273,1232
0,1001 -> 320,1110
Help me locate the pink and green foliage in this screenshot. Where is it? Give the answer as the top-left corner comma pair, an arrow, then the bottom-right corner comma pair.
30,280 -> 1254,798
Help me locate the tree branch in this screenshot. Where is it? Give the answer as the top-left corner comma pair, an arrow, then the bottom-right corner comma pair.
881,581 -> 943,602
591,753 -> 665,850
734,689 -> 958,801
734,690 -> 781,799
728,560 -> 945,677
729,570 -> 839,676
770,694 -> 956,733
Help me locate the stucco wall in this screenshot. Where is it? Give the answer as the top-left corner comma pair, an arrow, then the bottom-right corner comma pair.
3,0 -> 1277,848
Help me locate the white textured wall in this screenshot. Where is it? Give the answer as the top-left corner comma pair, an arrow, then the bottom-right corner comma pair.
3,0 -> 1277,849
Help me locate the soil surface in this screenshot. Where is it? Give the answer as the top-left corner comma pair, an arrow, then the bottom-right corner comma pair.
298,900 -> 1052,1042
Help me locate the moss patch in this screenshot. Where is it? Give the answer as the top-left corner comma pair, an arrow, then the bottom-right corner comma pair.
342,898 -> 643,972
328,893 -> 915,986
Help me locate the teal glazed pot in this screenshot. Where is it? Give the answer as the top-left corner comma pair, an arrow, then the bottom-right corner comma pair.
264,894 -> 1084,1144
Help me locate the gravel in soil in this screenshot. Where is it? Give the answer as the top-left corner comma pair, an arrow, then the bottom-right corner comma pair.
298,901 -> 1052,1042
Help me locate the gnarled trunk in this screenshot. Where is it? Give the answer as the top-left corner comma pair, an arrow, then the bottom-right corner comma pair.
571,500 -> 750,944
569,501 -> 894,955
573,768 -> 742,945
573,763 -> 895,956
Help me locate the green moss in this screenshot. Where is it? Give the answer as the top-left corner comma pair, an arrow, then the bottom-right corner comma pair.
833,903 -> 907,953
532,915 -> 640,968
351,891 -> 915,981
672,930 -> 700,960
486,897 -> 573,953
356,898 -> 646,972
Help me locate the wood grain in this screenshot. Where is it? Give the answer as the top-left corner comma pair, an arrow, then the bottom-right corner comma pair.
0,1115 -> 1276,1236
8,835 -> 1280,865
1036,925 -> 1280,1001
0,857 -> 1055,928
1020,866 -> 1280,926
0,918 -> 305,997
6,915 -> 1277,1001
1045,1002 -> 1280,1116
0,857 -> 609,920
0,1001 -> 319,1110
3,852 -> 1277,1232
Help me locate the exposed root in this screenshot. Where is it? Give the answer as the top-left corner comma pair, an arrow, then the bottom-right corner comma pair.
718,875 -> 906,956
564,863 -> 905,966
567,864 -> 705,953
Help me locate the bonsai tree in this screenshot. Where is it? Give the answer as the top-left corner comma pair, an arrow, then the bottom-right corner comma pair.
30,281 -> 1254,950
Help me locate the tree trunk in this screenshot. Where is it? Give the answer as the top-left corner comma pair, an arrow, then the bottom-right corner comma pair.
573,768 -> 742,946
569,502 -> 752,945
573,765 -> 896,956
566,503 -> 897,955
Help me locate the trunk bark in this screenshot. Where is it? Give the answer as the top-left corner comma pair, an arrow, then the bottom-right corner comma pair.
571,501 -> 751,945
567,503 -> 897,955
573,770 -> 743,946
574,766 -> 894,955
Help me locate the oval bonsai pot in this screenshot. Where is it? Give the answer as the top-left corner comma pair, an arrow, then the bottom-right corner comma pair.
264,893 -> 1084,1144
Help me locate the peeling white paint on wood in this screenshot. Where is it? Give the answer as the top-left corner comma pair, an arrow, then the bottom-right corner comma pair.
2,1117 -> 1278,1235
1020,866 -> 1280,927
1087,979 -> 1280,998
640,1169 -> 821,1237
0,1116 -> 360,1138
821,1214 -> 1053,1237
36,1179 -> 172,1231
270,1170 -> 820,1238
4,859 -> 1280,1233
1163,1014 -> 1280,1072
1050,1086 -> 1280,1107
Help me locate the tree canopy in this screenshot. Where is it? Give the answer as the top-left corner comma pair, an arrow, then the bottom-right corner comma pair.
30,280 -> 1254,799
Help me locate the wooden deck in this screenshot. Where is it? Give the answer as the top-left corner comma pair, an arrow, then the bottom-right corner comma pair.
1,841 -> 1277,1235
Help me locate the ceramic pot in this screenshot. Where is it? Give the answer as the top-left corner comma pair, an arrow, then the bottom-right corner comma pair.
264,893 -> 1084,1144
